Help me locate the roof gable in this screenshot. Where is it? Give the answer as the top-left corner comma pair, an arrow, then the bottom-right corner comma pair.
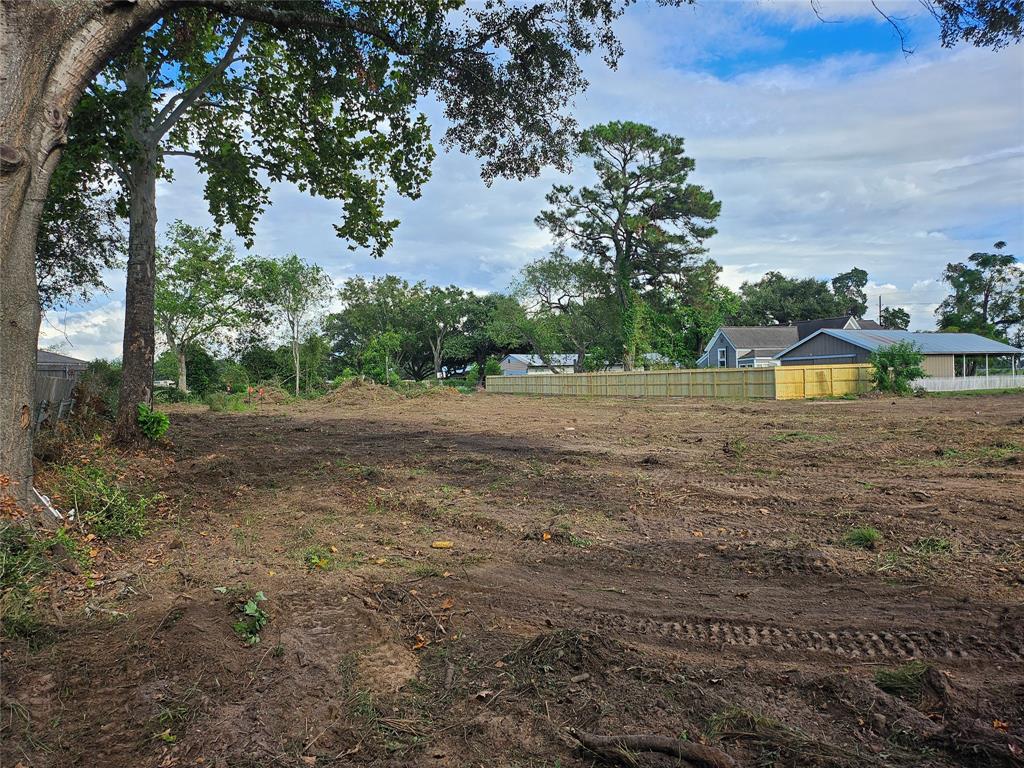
775,329 -> 1024,359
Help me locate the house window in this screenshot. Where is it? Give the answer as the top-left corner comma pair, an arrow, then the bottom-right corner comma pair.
718,348 -> 727,368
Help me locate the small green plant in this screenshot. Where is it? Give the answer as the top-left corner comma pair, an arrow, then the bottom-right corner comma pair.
842,526 -> 882,550
303,545 -> 334,571
870,341 -> 926,395
875,661 -> 929,701
55,464 -> 151,539
232,591 -> 269,645
137,403 -> 170,440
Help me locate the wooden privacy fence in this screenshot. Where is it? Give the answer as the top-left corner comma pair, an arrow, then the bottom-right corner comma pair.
486,364 -> 872,401
33,375 -> 78,431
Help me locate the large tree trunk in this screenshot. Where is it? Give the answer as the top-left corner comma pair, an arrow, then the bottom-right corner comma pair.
292,335 -> 301,397
176,347 -> 188,393
0,1 -> 160,511
113,152 -> 159,443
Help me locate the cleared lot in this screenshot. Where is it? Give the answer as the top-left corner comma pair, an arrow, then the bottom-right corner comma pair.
4,388 -> 1023,767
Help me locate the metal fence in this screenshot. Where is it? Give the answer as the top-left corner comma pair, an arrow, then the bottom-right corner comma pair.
32,375 -> 77,432
911,374 -> 1024,393
486,364 -> 873,400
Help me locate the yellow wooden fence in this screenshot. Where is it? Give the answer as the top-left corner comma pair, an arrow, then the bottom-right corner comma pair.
486,364 -> 872,400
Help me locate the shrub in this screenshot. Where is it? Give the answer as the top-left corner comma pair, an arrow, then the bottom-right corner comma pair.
55,464 -> 151,539
870,341 -> 926,395
842,526 -> 882,549
137,403 -> 170,440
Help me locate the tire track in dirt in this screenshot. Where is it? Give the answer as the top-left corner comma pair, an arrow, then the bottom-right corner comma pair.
558,606 -> 1024,662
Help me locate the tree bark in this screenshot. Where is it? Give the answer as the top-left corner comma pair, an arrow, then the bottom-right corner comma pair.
292,332 -> 301,397
0,1 -> 162,510
176,347 -> 188,392
113,151 -> 159,443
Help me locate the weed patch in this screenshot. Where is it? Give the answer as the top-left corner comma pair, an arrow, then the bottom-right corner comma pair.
232,591 -> 269,645
53,464 -> 153,539
205,392 -> 252,412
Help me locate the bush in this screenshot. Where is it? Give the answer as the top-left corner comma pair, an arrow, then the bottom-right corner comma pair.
870,341 -> 926,395
466,357 -> 503,385
76,359 -> 122,416
54,464 -> 151,539
137,403 -> 170,440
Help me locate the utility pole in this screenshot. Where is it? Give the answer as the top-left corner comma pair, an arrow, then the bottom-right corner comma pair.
878,295 -> 882,326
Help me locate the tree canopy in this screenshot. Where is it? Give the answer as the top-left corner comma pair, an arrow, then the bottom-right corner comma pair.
936,242 -> 1023,344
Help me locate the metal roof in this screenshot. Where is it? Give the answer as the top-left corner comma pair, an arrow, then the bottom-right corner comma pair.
776,329 -> 1023,358
37,349 -> 88,367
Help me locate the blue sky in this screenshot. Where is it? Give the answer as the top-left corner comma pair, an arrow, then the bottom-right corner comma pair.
42,1 -> 1024,359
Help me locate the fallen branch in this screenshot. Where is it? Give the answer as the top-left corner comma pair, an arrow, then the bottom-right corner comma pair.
572,730 -> 736,768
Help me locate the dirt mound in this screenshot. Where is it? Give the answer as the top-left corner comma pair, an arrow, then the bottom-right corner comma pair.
320,378 -> 404,405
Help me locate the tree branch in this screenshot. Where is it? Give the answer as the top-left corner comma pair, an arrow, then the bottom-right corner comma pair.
149,19 -> 249,139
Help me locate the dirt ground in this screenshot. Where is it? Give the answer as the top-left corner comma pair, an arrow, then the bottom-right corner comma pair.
3,389 -> 1023,767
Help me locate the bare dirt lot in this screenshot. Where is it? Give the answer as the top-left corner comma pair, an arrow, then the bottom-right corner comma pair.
4,389 -> 1023,767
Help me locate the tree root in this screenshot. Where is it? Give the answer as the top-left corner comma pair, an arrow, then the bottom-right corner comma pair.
572,729 -> 737,768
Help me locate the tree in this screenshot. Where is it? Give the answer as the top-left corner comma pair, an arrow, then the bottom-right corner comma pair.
870,341 -> 926,394
537,121 -> 720,369
423,286 -> 469,378
880,306 -> 911,330
936,242 -> 1023,344
516,250 -> 617,372
444,294 -> 526,383
254,255 -> 332,397
1,1 -> 1020,508
651,261 -> 740,366
734,271 -> 850,326
831,267 -> 869,318
154,221 -> 249,392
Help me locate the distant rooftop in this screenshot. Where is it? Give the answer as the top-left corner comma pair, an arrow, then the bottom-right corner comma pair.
37,350 -> 88,367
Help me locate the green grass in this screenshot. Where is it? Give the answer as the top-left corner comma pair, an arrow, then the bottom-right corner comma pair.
927,387 -> 1023,398
842,526 -> 882,550
205,392 -> 253,412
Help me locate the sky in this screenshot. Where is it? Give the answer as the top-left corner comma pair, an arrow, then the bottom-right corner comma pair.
41,0 -> 1024,360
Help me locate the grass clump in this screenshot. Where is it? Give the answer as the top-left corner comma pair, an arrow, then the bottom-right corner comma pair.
874,661 -> 929,702
302,545 -> 336,571
205,392 -> 252,412
232,591 -> 269,645
842,526 -> 882,550
54,464 -> 152,539
772,430 -> 835,443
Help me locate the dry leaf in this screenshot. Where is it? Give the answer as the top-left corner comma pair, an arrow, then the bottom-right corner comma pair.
431,541 -> 453,549
542,531 -> 552,541
330,546 -> 338,553
412,634 -> 429,650
440,597 -> 455,610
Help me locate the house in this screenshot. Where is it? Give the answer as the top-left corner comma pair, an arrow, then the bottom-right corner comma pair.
37,350 -> 88,380
773,329 -> 1023,377
697,316 -> 885,369
698,326 -> 799,368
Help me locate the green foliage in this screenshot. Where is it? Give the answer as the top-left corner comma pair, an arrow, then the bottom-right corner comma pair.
734,270 -> 856,326
880,306 -> 911,330
155,221 -> 254,392
870,341 -> 926,395
936,242 -> 1022,346
361,331 -> 404,386
842,526 -> 882,549
137,403 -> 170,440
77,359 -> 122,416
303,546 -> 336,571
830,267 -> 869,318
465,357 -> 502,385
55,464 -> 152,539
232,591 -> 269,645
0,524 -> 58,638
